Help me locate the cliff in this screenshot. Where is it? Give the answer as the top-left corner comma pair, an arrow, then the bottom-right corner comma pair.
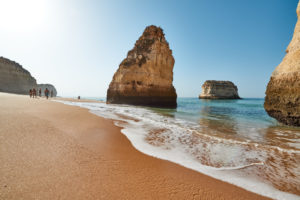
106,25 -> 177,108
264,1 -> 300,126
199,80 -> 240,99
0,57 -> 37,94
37,84 -> 57,97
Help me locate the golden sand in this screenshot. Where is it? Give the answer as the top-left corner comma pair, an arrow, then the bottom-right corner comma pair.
0,93 -> 269,199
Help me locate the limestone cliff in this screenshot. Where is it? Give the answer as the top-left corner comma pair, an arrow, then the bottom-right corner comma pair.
37,84 -> 57,97
264,1 -> 300,126
0,57 -> 37,94
199,81 -> 240,99
107,25 -> 177,108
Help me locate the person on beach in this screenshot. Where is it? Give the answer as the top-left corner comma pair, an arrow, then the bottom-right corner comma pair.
44,88 -> 49,99
29,89 -> 32,98
50,90 -> 53,98
39,88 -> 42,97
32,88 -> 37,98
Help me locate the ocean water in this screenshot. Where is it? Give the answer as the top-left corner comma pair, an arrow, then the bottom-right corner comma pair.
55,98 -> 300,200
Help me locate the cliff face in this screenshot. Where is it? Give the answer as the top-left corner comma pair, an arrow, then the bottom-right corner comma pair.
0,57 -> 37,94
107,25 -> 177,108
264,1 -> 300,126
37,84 -> 57,97
199,81 -> 240,99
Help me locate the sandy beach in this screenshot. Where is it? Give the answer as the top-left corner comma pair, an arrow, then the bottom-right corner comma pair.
0,93 -> 270,200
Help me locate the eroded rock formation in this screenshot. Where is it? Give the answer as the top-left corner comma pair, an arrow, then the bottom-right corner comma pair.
107,25 -> 177,108
264,1 -> 300,126
199,80 -> 240,99
0,57 -> 37,94
37,84 -> 57,97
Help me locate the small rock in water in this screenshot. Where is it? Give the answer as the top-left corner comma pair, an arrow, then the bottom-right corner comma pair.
199,80 -> 240,99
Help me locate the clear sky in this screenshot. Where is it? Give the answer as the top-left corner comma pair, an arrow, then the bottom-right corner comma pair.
0,0 -> 298,97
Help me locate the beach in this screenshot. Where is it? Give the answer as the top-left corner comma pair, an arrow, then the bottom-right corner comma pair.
0,92 -> 270,200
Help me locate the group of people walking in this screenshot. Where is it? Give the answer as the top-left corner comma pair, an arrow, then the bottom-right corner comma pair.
29,88 -> 53,99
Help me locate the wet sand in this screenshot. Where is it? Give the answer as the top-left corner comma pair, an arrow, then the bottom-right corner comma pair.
0,93 -> 270,199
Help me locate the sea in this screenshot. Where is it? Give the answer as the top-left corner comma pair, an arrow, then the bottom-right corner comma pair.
55,98 -> 300,200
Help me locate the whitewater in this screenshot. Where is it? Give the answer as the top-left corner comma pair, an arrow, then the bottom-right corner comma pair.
55,98 -> 300,200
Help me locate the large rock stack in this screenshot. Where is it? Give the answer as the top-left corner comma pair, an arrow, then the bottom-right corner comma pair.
264,1 -> 300,126
107,25 -> 177,108
199,80 -> 240,99
0,57 -> 37,94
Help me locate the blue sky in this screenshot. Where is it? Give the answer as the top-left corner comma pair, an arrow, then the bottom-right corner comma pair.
0,0 -> 298,97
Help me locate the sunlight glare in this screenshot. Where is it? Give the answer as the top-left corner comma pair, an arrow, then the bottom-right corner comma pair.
0,0 -> 48,32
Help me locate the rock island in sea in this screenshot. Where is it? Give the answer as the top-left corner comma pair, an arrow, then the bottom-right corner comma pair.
199,80 -> 240,99
107,25 -> 177,108
264,1 -> 300,126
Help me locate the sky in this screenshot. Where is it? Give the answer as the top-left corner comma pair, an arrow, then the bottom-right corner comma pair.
0,0 -> 298,98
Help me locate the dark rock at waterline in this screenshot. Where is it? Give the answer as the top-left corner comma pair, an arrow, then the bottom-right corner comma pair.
264,1 -> 300,126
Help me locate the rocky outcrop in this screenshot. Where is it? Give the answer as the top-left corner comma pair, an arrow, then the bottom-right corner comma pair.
264,1 -> 300,126
107,25 -> 177,108
0,56 -> 58,97
37,84 -> 57,97
199,80 -> 240,99
0,57 -> 37,94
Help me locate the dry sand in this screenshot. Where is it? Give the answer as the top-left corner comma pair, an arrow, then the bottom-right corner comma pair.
0,93 -> 270,200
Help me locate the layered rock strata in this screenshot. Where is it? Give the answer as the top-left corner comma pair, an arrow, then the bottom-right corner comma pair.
264,1 -> 300,126
0,57 -> 37,94
199,80 -> 240,99
37,84 -> 57,97
107,25 -> 177,108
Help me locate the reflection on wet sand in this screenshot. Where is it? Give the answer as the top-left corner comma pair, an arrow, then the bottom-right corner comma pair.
59,98 -> 300,197
256,126 -> 300,194
92,99 -> 300,196
198,103 -> 300,195
236,143 -> 300,195
262,126 -> 300,150
198,105 -> 238,137
262,149 -> 300,195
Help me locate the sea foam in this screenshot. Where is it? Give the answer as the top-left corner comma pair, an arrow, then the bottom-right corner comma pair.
54,100 -> 300,200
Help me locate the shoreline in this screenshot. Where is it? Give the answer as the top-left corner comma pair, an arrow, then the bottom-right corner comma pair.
57,98 -> 300,199
0,93 -> 271,199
